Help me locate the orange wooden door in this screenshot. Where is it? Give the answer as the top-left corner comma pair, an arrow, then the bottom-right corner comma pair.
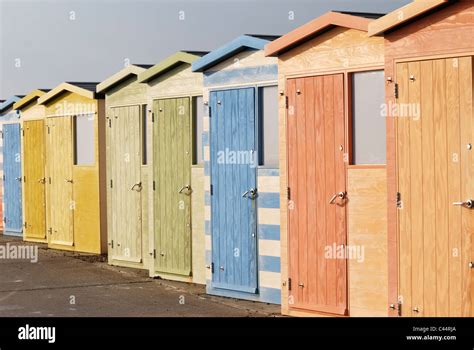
287,74 -> 348,315
396,56 -> 473,317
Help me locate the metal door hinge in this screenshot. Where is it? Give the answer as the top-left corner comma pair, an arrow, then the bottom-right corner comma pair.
153,180 -> 156,191
108,240 -> 114,248
287,187 -> 291,200
23,176 -> 26,183
24,221 -> 27,228
288,278 -> 292,291
211,262 -> 214,273
110,179 -> 113,188
394,83 -> 399,99
47,126 -> 50,134
285,96 -> 289,109
389,300 -> 402,316
396,192 -> 402,209
108,119 -> 112,128
48,177 -> 51,185
22,128 -> 24,136
153,249 -> 156,259
2,174 -> 5,181
208,106 -> 212,118
151,113 -> 155,122
210,184 -> 213,196
48,227 -> 52,235
3,217 -> 6,223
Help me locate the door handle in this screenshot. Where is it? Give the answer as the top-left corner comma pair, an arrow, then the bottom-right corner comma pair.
453,199 -> 473,209
15,177 -> 22,182
37,177 -> 46,184
242,188 -> 257,199
329,191 -> 346,204
65,179 -> 73,183
178,185 -> 192,195
131,182 -> 142,192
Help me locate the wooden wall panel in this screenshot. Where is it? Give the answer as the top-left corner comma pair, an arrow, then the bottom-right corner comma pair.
348,168 -> 387,317
383,2 -> 474,316
23,120 -> 46,241
278,26 -> 386,316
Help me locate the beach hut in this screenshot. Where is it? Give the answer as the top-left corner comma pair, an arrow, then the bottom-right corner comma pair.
137,51 -> 207,283
265,11 -> 387,316
0,96 -> 24,236
97,64 -> 153,269
38,82 -> 107,254
13,90 -> 50,242
192,36 -> 281,304
368,0 -> 474,317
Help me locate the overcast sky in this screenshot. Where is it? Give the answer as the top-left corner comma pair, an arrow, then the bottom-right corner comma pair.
0,0 -> 410,98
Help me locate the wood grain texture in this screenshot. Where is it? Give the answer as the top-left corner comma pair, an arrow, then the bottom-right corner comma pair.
22,120 -> 46,241
395,56 -> 472,316
383,1 -> 474,317
277,24 -> 385,317
153,97 -> 192,276
108,105 -> 142,263
287,74 -> 347,315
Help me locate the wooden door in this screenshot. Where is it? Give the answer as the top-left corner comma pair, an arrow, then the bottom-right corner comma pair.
153,97 -> 192,275
396,56 -> 473,317
209,88 -> 258,294
23,120 -> 46,240
47,117 -> 74,247
108,105 -> 142,263
287,75 -> 347,315
3,123 -> 23,235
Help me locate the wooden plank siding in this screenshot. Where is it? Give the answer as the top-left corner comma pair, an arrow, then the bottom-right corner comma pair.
40,88 -> 107,254
193,37 -> 282,304
370,0 -> 474,317
140,52 -> 206,284
100,65 -> 152,271
269,19 -> 387,316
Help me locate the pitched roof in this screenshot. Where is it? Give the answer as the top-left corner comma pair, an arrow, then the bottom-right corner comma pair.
38,82 -> 103,105
368,0 -> 451,36
13,89 -> 50,110
0,95 -> 24,114
97,64 -> 151,93
137,51 -> 207,83
192,35 -> 278,72
265,11 -> 379,56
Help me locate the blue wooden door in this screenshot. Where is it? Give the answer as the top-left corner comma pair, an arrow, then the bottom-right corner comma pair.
210,88 -> 258,293
3,123 -> 22,235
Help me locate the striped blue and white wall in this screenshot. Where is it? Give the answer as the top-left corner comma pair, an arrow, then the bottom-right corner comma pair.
201,49 -> 281,304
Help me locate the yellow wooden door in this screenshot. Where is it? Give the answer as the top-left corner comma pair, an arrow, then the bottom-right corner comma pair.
109,106 -> 142,262
396,56 -> 473,317
23,120 -> 46,241
47,116 -> 74,248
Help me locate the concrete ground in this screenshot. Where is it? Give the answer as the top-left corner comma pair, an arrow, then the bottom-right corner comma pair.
0,236 -> 280,317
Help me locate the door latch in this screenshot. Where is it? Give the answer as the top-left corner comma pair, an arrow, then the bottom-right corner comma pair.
329,191 -> 346,204
389,301 -> 402,316
178,185 -> 192,195
131,182 -> 142,192
453,199 -> 473,209
242,188 -> 257,200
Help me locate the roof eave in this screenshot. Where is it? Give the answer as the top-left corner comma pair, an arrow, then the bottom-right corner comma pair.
368,0 -> 451,36
265,11 -> 373,57
137,52 -> 200,84
38,83 -> 96,105
97,65 -> 146,93
13,90 -> 47,110
192,35 -> 270,72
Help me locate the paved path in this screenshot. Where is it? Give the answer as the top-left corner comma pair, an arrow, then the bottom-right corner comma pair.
0,236 -> 280,317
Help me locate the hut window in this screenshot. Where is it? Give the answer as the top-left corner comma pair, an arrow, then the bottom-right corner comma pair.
192,96 -> 204,165
141,105 -> 147,165
351,70 -> 386,165
258,85 -> 279,168
73,114 -> 95,165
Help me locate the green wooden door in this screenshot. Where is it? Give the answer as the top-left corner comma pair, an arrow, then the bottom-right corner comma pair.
109,105 -> 143,263
153,97 -> 192,275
